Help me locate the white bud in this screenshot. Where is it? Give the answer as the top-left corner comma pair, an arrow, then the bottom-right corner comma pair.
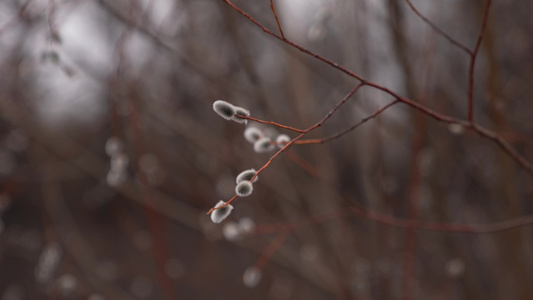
57,274 -> 77,294
232,106 -> 250,124
243,267 -> 262,288
445,258 -> 465,278
448,123 -> 464,135
213,100 -> 236,120
106,168 -> 127,186
105,137 -> 123,156
35,243 -> 62,283
236,169 -> 258,184
235,181 -> 253,197
210,200 -> 234,223
244,127 -> 264,143
111,153 -> 129,170
276,134 -> 291,148
238,217 -> 256,234
253,137 -> 275,153
222,222 -> 240,240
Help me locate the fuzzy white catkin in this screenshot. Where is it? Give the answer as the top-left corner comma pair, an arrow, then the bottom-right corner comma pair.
253,137 -> 275,153
448,124 -> 464,135
238,217 -> 256,234
222,222 -> 240,240
243,267 -> 262,288
35,243 -> 62,283
106,168 -> 127,187
213,100 -> 236,120
105,137 -> 123,156
111,153 -> 129,170
236,169 -> 258,184
232,106 -> 250,124
276,134 -> 291,148
235,181 -> 253,197
210,200 -> 234,223
57,274 -> 77,294
244,127 -> 264,143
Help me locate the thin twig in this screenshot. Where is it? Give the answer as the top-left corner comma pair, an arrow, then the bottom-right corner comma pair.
468,0 -> 492,122
351,206 -> 533,234
269,0 -> 285,39
471,124 -> 533,175
241,115 -> 304,133
251,205 -> 533,235
402,102 -> 427,300
254,231 -> 290,270
284,150 -> 321,178
308,83 -> 366,129
405,0 -> 472,55
296,100 -> 399,145
252,210 -> 350,235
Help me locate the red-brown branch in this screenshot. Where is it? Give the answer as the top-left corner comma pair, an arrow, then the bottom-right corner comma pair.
205,0 -> 533,223
402,104 -> 427,300
254,231 -> 290,270
470,124 -> 533,175
284,150 -> 321,178
240,115 -> 304,133
207,84 -> 363,214
296,100 -> 399,145
219,0 -> 533,177
351,206 -> 533,234
221,0 -> 365,83
251,206 -> 533,236
468,0 -> 492,122
269,0 -> 285,39
251,210 -> 350,235
405,0 -> 472,55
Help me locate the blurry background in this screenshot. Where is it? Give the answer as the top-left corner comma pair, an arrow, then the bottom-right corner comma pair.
0,0 -> 532,299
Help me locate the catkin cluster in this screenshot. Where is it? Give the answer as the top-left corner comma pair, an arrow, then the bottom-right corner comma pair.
210,100 -> 291,224
212,100 -> 250,124
210,168 -> 258,224
244,126 -> 290,154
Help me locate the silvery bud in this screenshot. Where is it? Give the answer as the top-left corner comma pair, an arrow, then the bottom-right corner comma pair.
244,127 -> 264,143
236,169 -> 258,184
210,200 -> 234,223
275,134 -> 290,148
213,100 -> 236,120
235,181 -> 253,197
231,106 -> 250,124
253,137 -> 275,153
